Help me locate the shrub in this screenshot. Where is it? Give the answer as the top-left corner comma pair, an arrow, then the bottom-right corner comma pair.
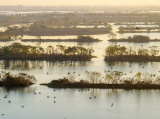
0,72 -> 36,87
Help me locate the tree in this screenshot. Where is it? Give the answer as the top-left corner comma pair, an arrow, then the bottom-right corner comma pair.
119,26 -> 124,32
86,71 -> 102,84
149,46 -> 159,56
108,32 -> 117,39
135,72 -> 142,81
105,73 -> 113,84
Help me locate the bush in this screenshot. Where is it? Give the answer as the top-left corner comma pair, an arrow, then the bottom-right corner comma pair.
0,72 -> 36,87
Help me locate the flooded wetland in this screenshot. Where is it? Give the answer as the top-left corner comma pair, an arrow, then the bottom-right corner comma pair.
1,2 -> 160,119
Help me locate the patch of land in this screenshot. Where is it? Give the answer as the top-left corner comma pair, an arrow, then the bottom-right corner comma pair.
0,72 -> 36,87
104,55 -> 160,62
0,43 -> 95,61
22,28 -> 110,36
109,35 -> 160,42
21,35 -> 102,42
41,78 -> 160,89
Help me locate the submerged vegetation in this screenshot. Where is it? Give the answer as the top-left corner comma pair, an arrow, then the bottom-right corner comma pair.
42,71 -> 160,89
0,72 -> 36,87
0,43 -> 94,61
105,45 -> 160,61
109,35 -> 160,42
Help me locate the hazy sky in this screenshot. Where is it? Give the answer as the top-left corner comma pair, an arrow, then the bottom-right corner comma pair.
1,0 -> 160,6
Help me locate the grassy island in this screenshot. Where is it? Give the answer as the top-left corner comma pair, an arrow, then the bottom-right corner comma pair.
105,45 -> 160,61
109,35 -> 160,42
21,35 -> 102,42
118,27 -> 160,33
41,71 -> 160,89
0,72 -> 36,87
0,43 -> 94,61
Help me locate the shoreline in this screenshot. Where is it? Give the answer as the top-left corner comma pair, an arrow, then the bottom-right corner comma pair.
0,55 -> 95,61
109,39 -> 160,42
104,55 -> 160,62
118,31 -> 160,33
41,83 -> 160,90
21,39 -> 102,42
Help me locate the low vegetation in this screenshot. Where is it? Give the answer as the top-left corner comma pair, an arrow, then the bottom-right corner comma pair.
118,25 -> 160,33
109,35 -> 160,42
0,72 -> 36,87
22,35 -> 102,42
0,43 -> 94,61
0,26 -> 27,40
41,71 -> 160,89
0,16 -> 30,26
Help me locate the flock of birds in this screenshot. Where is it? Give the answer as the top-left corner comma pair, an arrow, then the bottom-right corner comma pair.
0,95 -> 25,117
0,88 -> 115,117
0,89 -> 58,117
0,60 -> 159,118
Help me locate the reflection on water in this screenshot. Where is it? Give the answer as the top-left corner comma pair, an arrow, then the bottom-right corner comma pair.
0,88 -> 160,119
1,60 -> 160,85
1,32 -> 160,118
0,60 -> 92,71
0,86 -> 36,94
2,35 -> 160,61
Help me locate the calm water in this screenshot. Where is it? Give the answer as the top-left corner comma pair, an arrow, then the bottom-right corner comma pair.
1,87 -> 160,119
1,32 -> 160,118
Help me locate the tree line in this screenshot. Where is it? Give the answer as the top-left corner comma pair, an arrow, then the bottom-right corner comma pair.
0,43 -> 94,61
105,45 -> 159,56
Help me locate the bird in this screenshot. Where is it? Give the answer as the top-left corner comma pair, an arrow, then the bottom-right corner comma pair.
111,103 -> 113,107
8,100 -> 11,103
4,95 -> 7,99
94,96 -> 96,99
54,96 -> 56,99
54,100 -> 56,103
21,106 -> 24,108
2,114 -> 4,116
47,96 -> 49,98
89,97 -> 92,99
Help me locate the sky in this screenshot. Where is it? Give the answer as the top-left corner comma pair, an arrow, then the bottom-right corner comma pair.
0,0 -> 160,6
